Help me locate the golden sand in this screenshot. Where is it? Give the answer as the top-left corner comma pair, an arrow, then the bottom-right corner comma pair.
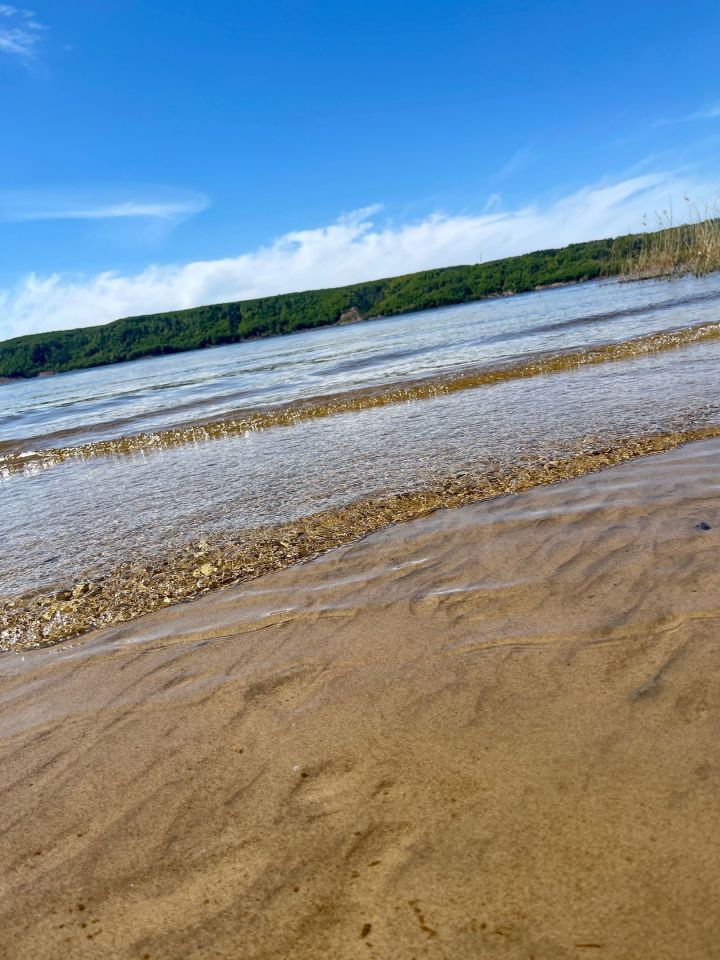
1,439 -> 719,958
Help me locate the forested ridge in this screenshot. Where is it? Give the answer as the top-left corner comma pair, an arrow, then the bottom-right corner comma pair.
0,232 -> 645,379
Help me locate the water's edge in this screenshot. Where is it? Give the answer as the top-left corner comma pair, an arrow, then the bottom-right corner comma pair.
3,426 -> 718,651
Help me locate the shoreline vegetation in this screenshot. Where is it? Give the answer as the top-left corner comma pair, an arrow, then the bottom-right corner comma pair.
621,202 -> 720,280
2,217 -> 719,381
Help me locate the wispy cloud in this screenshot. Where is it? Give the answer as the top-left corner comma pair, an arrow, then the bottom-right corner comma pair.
688,102 -> 720,121
0,4 -> 44,60
0,188 -> 210,223
654,100 -> 720,127
1,171 -> 719,342
492,145 -> 537,182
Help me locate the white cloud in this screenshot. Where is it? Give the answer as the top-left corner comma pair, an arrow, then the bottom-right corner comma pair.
1,171 -> 719,342
0,188 -> 210,222
0,4 -> 44,59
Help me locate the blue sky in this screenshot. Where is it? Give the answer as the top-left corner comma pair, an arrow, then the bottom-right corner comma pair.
1,0 -> 720,338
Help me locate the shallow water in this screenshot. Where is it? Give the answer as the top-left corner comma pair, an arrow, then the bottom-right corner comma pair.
2,272 -> 720,644
3,272 -> 720,453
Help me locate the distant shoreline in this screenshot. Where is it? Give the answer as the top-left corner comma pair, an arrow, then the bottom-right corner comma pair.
0,274 -> 616,386
0,275 -> 610,387
0,233 -> 636,381
0,277 -> 604,384
1,218 -> 715,382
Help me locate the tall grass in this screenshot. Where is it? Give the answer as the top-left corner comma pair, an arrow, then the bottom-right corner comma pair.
622,199 -> 720,280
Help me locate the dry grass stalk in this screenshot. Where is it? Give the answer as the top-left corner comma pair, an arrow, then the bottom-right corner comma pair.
623,198 -> 720,280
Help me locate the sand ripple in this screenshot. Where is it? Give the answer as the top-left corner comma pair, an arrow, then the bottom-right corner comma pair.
1,440 -> 720,957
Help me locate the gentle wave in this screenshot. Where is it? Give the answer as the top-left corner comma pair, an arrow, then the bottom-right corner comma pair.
3,425 -> 720,649
3,319 -> 720,477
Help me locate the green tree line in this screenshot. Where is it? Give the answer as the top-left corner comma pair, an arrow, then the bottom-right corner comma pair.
0,232 -> 651,380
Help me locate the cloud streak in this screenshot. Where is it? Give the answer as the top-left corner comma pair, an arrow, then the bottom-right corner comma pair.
492,145 -> 537,182
0,188 -> 210,223
1,171 -> 719,342
688,102 -> 720,121
654,100 -> 720,127
0,4 -> 44,59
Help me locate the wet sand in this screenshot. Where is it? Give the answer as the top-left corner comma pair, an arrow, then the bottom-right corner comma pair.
1,439 -> 720,959
6,426 -> 720,648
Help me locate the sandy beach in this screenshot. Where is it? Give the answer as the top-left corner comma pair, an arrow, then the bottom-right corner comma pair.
2,438 -> 720,959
